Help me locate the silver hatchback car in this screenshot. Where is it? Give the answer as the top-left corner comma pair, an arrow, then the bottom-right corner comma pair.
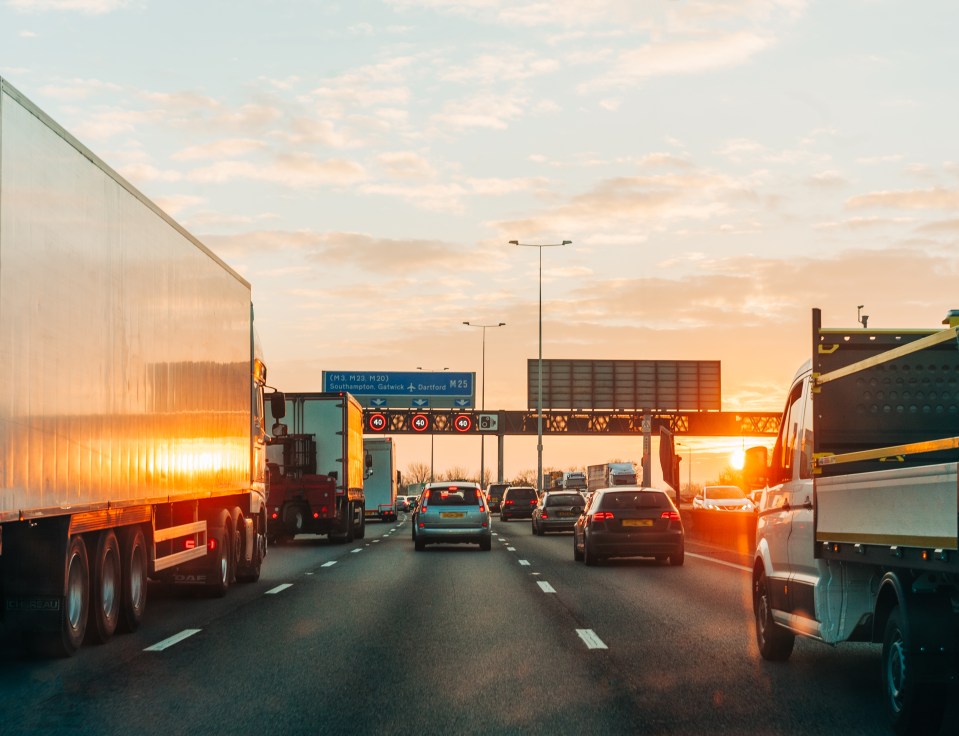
413,482 -> 492,551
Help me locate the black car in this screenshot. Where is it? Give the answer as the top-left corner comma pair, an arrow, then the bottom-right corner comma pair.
532,491 -> 586,535
485,483 -> 509,513
573,486 -> 684,566
499,485 -> 538,521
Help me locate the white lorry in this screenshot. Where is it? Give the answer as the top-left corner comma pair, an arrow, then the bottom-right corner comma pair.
586,462 -> 637,492
364,437 -> 399,522
745,308 -> 959,735
0,77 -> 272,656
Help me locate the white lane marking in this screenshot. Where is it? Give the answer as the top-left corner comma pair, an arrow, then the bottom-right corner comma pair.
577,629 -> 608,650
265,583 -> 293,595
373,539 -> 381,543
519,559 -> 530,566
531,572 -> 541,576
537,581 -> 556,593
144,629 -> 201,652
351,548 -> 363,554
322,561 -> 337,567
507,546 -> 516,551
686,552 -> 751,573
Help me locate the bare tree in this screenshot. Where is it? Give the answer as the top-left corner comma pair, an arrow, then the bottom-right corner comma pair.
441,466 -> 471,482
511,468 -> 537,486
403,462 -> 431,488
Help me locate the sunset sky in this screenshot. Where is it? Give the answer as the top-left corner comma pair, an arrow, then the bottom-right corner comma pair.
2,0 -> 957,486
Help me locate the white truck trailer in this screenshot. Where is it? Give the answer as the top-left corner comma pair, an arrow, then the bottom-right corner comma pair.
0,77 -> 272,656
586,462 -> 637,492
363,437 -> 399,522
745,308 -> 959,735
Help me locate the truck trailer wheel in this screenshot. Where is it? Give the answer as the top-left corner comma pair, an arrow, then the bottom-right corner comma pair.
882,606 -> 947,735
118,525 -> 147,633
236,512 -> 265,583
753,570 -> 794,661
33,534 -> 90,657
86,530 -> 121,644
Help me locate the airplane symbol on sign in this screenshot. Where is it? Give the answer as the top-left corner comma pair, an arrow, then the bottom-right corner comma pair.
407,383 -> 416,392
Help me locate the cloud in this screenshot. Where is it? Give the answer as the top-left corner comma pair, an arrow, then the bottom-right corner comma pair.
8,0 -> 130,13
376,150 -> 437,180
187,154 -> 366,187
846,187 -> 959,211
172,138 -> 267,162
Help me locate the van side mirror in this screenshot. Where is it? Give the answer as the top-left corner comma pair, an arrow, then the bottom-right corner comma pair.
743,446 -> 768,489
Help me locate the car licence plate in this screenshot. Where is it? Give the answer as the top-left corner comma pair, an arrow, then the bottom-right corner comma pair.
557,511 -> 575,517
622,519 -> 653,527
440,512 -> 465,518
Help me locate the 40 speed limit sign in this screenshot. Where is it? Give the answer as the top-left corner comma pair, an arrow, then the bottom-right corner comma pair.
453,415 -> 473,432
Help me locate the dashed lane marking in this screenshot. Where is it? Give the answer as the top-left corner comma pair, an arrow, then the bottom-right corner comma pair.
321,561 -> 337,567
519,560 -> 530,566
537,581 -> 556,593
576,629 -> 608,650
144,629 -> 201,652
265,583 -> 293,595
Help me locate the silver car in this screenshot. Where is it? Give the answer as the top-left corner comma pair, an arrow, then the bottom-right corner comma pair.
413,482 -> 492,551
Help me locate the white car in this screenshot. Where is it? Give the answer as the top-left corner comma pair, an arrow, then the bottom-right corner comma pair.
692,485 -> 755,512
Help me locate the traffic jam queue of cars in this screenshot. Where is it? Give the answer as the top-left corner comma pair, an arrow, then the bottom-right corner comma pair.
408,481 -> 689,568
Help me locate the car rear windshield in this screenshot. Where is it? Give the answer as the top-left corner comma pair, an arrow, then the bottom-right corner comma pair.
426,486 -> 481,506
599,491 -> 670,510
546,494 -> 585,507
506,488 -> 537,500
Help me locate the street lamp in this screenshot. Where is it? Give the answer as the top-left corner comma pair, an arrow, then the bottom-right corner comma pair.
677,442 -> 692,498
417,366 -> 448,482
508,239 -> 572,492
463,321 -> 506,487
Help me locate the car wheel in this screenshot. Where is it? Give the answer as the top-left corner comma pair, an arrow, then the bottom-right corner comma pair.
753,570 -> 794,661
480,536 -> 492,551
414,537 -> 425,552
500,514 -> 509,522
584,537 -> 599,567
573,537 -> 584,562
670,542 -> 685,566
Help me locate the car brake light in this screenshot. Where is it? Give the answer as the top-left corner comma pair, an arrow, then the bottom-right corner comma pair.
661,510 -> 681,521
530,499 -> 537,505
592,511 -> 614,522
540,512 -> 549,519
504,499 -> 514,506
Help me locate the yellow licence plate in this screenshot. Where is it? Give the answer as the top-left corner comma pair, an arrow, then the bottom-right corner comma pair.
623,519 -> 653,527
440,512 -> 465,518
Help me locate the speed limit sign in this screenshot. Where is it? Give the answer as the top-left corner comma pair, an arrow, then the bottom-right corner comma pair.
368,413 -> 387,432
453,414 -> 473,432
411,414 -> 430,432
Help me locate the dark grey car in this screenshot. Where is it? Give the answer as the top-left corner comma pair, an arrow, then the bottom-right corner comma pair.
532,491 -> 586,535
500,485 -> 538,521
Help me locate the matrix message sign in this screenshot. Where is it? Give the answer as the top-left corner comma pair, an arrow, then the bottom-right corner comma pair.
527,359 -> 721,411
323,371 -> 475,409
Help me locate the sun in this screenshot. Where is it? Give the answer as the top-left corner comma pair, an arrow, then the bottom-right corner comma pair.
730,449 -> 745,470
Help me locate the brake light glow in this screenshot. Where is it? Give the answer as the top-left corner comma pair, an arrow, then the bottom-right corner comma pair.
184,539 -> 196,550
530,499 -> 537,505
540,512 -> 549,519
208,538 -> 217,551
313,512 -> 319,519
504,499 -> 514,506
661,510 -> 681,521
592,511 -> 615,522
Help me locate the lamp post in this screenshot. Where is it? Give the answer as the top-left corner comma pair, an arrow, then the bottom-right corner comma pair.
508,239 -> 572,492
417,366 -> 448,482
678,442 -> 692,498
463,321 -> 505,487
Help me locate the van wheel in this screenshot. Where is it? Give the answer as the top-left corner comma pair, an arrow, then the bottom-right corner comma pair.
883,606 -> 947,735
753,570 -> 794,661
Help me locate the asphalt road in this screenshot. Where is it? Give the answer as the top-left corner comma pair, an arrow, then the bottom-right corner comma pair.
1,516 -> 956,735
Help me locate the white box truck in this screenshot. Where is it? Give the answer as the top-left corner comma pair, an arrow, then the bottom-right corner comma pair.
745,308 -> 959,735
0,77 -> 272,656
364,437 -> 399,522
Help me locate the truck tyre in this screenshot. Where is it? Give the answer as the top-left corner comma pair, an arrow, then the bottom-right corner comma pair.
237,513 -> 265,583
356,508 -> 366,540
230,507 -> 244,584
883,606 -> 947,736
86,530 -> 121,644
118,525 -> 147,633
207,528 -> 230,598
753,570 -> 794,661
36,534 -> 90,657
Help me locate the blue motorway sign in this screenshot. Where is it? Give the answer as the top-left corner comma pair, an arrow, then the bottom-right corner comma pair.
322,371 -> 475,409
